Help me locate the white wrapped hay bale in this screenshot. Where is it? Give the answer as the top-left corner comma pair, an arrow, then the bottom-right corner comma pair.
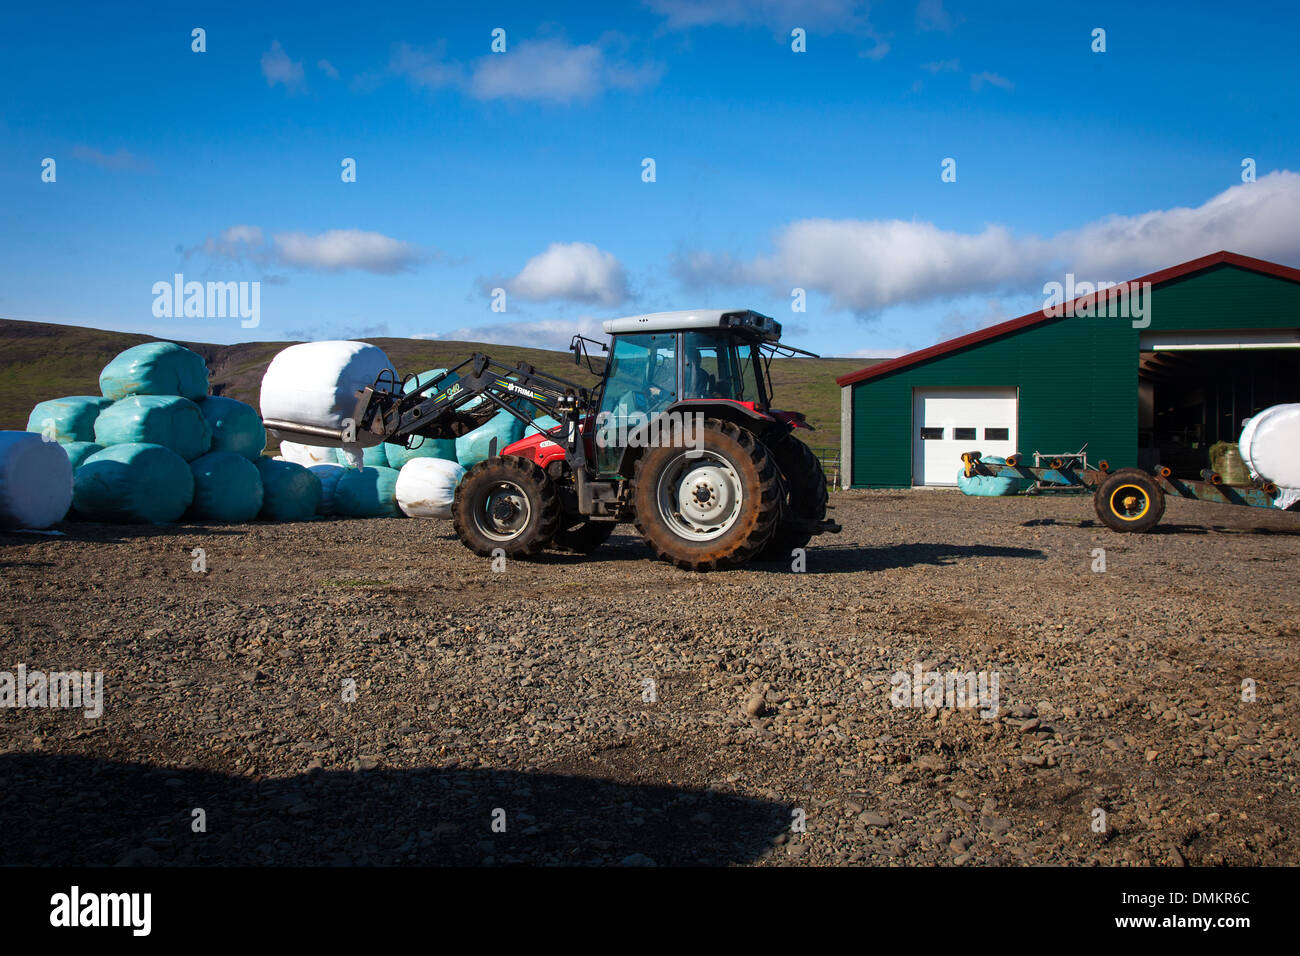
395,458 -> 465,519
278,440 -> 338,467
260,341 -> 391,448
1239,404 -> 1300,489
0,432 -> 73,529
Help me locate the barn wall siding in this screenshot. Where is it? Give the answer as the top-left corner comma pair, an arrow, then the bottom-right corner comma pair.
848,265 -> 1300,487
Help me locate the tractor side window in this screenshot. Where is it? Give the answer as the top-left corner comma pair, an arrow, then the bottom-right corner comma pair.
598,333 -> 676,420
682,331 -> 732,400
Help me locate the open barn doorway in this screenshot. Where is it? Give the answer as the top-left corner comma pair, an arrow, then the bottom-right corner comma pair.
1139,335 -> 1300,475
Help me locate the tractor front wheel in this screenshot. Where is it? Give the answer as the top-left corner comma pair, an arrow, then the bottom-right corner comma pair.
632,418 -> 781,571
453,455 -> 561,557
760,431 -> 828,558
1093,469 -> 1165,533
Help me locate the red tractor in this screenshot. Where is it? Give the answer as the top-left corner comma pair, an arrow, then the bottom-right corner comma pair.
270,310 -> 838,570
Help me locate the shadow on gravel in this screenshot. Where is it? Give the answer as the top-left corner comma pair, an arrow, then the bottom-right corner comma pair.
17,523 -> 250,544
0,752 -> 791,867
1148,522 -> 1300,537
752,542 -> 1044,573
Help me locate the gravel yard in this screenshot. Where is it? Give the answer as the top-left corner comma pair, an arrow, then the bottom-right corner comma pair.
2,488 -> 1298,866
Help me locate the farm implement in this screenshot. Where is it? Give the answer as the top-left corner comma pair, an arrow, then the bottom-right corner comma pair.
959,450 -> 1287,533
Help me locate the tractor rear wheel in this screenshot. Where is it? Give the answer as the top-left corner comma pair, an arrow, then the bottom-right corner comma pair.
760,431 -> 828,558
552,520 -> 617,553
1093,468 -> 1165,533
453,455 -> 561,557
632,418 -> 781,571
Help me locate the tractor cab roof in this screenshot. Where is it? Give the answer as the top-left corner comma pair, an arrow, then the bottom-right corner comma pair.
602,309 -> 782,342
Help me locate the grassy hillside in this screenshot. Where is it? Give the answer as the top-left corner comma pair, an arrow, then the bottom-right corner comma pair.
0,318 -> 879,455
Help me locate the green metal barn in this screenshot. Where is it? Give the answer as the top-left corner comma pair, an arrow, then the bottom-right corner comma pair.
837,251 -> 1300,488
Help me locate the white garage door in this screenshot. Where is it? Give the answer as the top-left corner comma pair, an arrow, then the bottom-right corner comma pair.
912,387 -> 1018,486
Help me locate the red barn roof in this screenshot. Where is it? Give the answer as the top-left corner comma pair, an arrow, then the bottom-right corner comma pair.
835,251 -> 1300,388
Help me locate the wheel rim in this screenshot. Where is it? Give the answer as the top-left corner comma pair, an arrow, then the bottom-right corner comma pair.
656,451 -> 743,541
1109,484 -> 1151,521
474,480 -> 532,541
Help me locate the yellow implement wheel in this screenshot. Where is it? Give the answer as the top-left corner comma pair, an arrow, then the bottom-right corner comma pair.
1093,469 -> 1165,533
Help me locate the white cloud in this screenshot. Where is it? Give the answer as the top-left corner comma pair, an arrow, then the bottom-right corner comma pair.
647,0 -> 869,32
647,0 -> 889,58
317,59 -> 340,79
261,41 -> 307,93
392,37 -> 661,104
274,230 -> 420,274
916,0 -> 954,33
675,171 -> 1300,313
491,242 -> 630,306
195,226 -> 421,274
971,71 -> 1014,92
70,145 -> 153,172
414,316 -> 608,351
921,58 -> 960,73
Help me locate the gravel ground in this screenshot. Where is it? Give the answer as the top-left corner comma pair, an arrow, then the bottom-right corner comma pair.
2,488 -> 1298,866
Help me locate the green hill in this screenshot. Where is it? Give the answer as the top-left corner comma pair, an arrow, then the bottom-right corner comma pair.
0,318 -> 878,456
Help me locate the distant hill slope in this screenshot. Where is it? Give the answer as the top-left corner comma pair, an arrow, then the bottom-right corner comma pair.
0,318 -> 878,455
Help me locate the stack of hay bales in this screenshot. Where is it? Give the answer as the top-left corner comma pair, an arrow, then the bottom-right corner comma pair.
24,342 -> 319,525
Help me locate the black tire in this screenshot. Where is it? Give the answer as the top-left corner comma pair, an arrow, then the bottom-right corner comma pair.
1093,469 -> 1166,533
552,520 -> 617,553
632,418 -> 781,571
760,431 -> 828,558
452,455 -> 560,557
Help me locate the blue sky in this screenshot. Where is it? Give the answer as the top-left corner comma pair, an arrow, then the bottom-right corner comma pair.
1,0 -> 1297,358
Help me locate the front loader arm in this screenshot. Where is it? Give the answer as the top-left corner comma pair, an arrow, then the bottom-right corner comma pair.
354,353 -> 592,469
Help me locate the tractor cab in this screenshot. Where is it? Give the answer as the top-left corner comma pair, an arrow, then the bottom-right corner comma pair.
577,310 -> 788,475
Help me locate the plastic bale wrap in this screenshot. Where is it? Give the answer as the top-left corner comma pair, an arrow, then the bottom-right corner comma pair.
188,451 -> 264,523
957,456 -> 1028,497
94,395 -> 212,462
336,443 -> 389,469
198,396 -> 267,460
1238,404 -> 1300,488
396,458 -> 465,519
455,409 -> 526,470
260,340 -> 392,448
255,458 -> 322,522
278,440 -> 338,467
308,463 -> 346,516
334,465 -> 401,518
73,443 -> 194,524
0,431 -> 73,529
99,342 -> 209,402
386,435 -> 458,470
26,396 -> 113,444
62,442 -> 104,472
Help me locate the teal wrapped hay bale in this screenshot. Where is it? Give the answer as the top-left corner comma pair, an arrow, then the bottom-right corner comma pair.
334,465 -> 401,518
455,409 -> 525,470
62,442 -> 104,472
255,458 -> 321,522
308,463 -> 345,515
94,395 -> 212,462
336,443 -> 389,469
26,396 -> 114,444
385,435 -> 458,470
198,396 -> 266,460
189,451 -> 264,522
0,431 -> 73,529
406,367 -> 486,411
957,456 -> 1028,497
73,443 -> 194,523
99,342 -> 209,402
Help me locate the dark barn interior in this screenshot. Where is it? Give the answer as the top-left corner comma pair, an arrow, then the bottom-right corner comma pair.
1139,348 -> 1300,475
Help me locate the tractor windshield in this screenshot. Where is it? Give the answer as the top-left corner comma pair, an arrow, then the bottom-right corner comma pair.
682,331 -> 766,407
